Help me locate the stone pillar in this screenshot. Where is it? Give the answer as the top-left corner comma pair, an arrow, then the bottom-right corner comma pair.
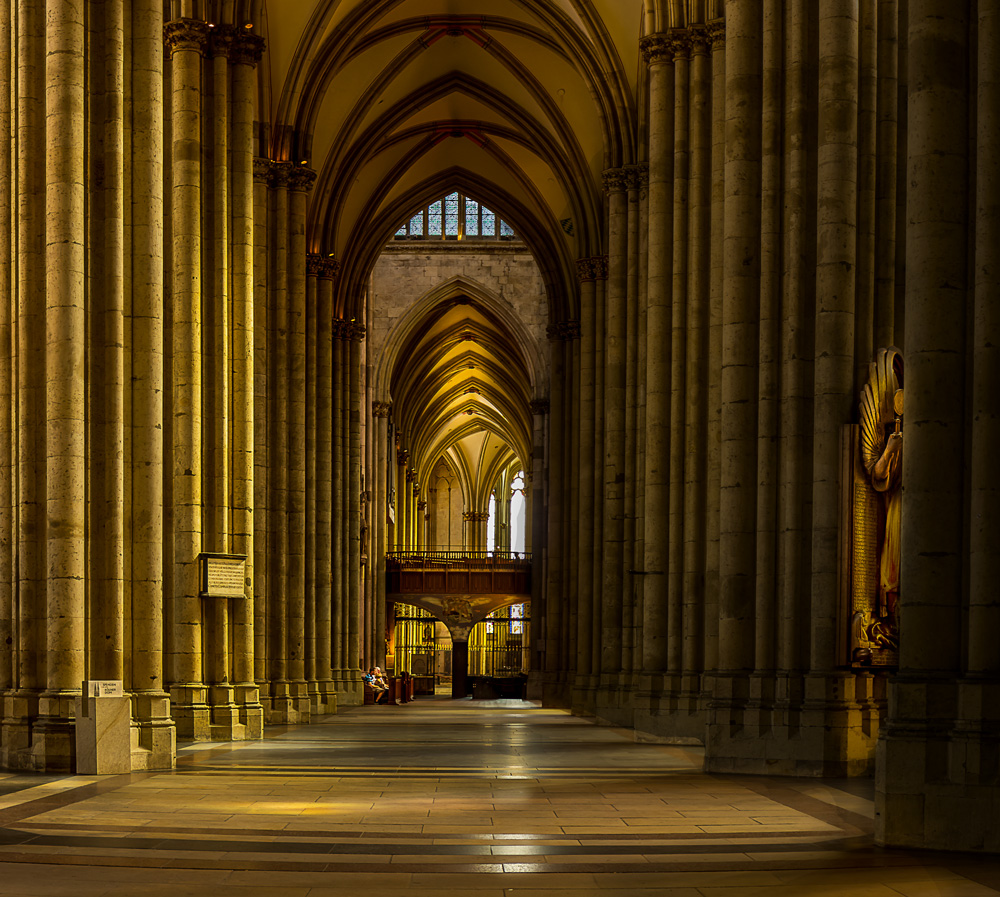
682,26 -> 711,710
573,262 -> 598,708
969,0 -> 1000,679
165,17 -> 210,739
331,320 -> 348,696
305,261 -> 318,705
310,256 -> 339,714
528,401 -> 548,695
706,2 -> 761,770
373,401 -> 390,672
778,3 -> 812,682
130,0 -> 175,767
543,328 -> 567,696
602,172 -> 628,700
638,32 -> 674,674
877,0 -> 977,851
347,324 -> 364,690
810,0 -> 858,673
37,0 -> 87,769
0,0 -> 13,715
874,0 -> 899,349
229,30 -> 264,738
252,157 -> 270,692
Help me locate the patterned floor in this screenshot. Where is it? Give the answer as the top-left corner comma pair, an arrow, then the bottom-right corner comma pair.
0,698 -> 996,896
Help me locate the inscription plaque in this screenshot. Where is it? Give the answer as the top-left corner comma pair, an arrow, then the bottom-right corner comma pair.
200,553 -> 247,598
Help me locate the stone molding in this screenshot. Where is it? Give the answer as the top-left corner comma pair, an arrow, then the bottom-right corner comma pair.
164,18 -> 210,56
372,401 -> 392,418
602,167 -> 629,194
230,31 -> 266,66
288,165 -> 317,194
252,157 -> 272,185
625,163 -> 649,191
546,320 -> 582,341
529,399 -> 550,416
708,20 -> 726,48
306,254 -> 340,280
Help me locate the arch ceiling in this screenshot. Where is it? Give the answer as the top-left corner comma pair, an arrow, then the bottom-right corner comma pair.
254,0 -> 646,321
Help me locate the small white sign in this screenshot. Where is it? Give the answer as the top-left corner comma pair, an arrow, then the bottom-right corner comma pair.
83,680 -> 124,698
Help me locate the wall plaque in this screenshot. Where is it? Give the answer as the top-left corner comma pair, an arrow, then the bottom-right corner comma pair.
200,553 -> 247,598
83,679 -> 124,698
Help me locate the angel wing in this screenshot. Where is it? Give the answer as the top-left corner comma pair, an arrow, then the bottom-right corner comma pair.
859,347 -> 903,475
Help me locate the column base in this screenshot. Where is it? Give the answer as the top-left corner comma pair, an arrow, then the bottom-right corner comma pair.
570,673 -> 599,716
594,672 -> 636,728
632,672 -> 707,744
30,690 -> 79,773
1,689 -> 41,770
332,669 -> 363,706
170,683 -> 212,741
876,676 -> 1000,852
267,679 -> 311,725
309,678 -> 338,716
540,671 -> 572,708
705,671 -> 883,776
130,690 -> 176,770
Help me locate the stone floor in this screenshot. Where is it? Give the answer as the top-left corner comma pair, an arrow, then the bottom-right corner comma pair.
0,697 -> 996,896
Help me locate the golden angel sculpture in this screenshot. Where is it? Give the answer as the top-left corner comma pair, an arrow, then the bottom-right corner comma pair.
854,347 -> 903,661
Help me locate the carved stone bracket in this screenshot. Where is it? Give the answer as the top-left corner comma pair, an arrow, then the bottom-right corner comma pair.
602,167 -> 629,194
546,320 -> 582,341
307,254 -> 341,280
164,18 -> 211,55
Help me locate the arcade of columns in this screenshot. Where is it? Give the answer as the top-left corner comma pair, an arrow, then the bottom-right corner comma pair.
0,0 -> 995,854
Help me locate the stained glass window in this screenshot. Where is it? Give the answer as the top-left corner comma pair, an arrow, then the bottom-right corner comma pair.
444,192 -> 460,236
392,195 -> 516,241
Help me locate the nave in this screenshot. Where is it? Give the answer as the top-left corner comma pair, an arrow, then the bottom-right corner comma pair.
0,701 -> 995,896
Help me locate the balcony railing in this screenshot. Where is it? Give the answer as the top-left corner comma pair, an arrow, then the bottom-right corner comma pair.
386,551 -> 532,595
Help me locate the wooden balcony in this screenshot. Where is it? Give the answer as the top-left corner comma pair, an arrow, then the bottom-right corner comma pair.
386,551 -> 532,597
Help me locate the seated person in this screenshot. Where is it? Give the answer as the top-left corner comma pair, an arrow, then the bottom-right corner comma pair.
364,667 -> 388,704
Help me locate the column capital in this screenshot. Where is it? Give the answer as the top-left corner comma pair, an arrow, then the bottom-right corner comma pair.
688,24 -> 712,57
546,320 -> 582,341
253,157 -> 273,185
397,449 -> 410,467
164,18 -> 211,56
707,20 -> 726,48
639,32 -> 673,66
602,167 -> 629,194
529,399 -> 550,416
348,322 -> 366,341
625,163 -> 649,191
289,165 -> 317,194
406,469 -> 417,484
372,401 -> 392,418
576,257 -> 608,283
307,254 -> 341,279
230,30 -> 266,65
418,500 -> 428,511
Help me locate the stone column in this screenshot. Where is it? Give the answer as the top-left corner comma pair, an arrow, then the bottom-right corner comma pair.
543,329 -> 567,692
683,27 -> 711,700
0,0 -> 13,707
313,260 -> 338,712
810,0 -> 858,672
347,324 -> 364,689
38,0 -> 87,768
165,17 -> 210,739
130,0 -> 175,766
574,262 -> 598,705
373,401 -> 390,672
229,30 -> 265,736
877,0 -> 973,851
267,162 -> 290,716
638,32 -> 674,674
602,172 -> 628,692
331,320 -> 347,693
528,401 -> 548,693
874,0 -> 899,349
286,167 -> 315,720
970,0 -> 1000,678
667,36 -> 690,681
252,157 -> 271,691
706,3 -> 761,770
778,3 -> 812,679
305,259 -> 319,705
856,0 -> 878,389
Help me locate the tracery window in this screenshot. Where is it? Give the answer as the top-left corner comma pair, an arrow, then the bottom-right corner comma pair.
395,192 -> 518,241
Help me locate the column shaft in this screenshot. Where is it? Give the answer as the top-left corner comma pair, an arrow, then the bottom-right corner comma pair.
347,330 -> 363,675
0,0 -> 13,695
874,0 -> 899,349
576,274 -> 596,680
315,274 -> 334,689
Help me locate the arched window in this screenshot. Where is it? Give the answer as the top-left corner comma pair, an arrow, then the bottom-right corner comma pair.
510,471 -> 526,555
395,192 -> 518,242
487,491 -> 496,553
